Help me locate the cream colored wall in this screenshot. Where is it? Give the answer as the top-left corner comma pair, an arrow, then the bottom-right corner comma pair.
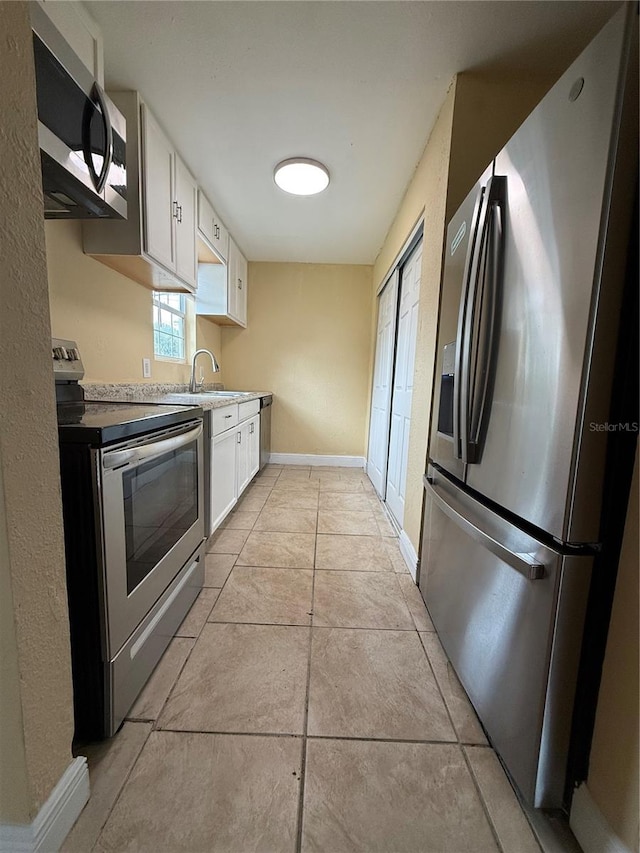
0,1 -> 75,821
221,263 -> 373,456
586,449 -> 639,852
371,71 -> 553,553
46,220 -> 224,385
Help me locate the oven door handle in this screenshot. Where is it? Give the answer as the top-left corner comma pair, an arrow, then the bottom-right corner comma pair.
103,422 -> 203,470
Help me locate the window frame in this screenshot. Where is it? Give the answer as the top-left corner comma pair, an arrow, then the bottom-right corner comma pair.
152,292 -> 188,363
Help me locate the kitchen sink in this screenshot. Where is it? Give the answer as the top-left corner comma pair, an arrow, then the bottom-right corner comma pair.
199,390 -> 253,397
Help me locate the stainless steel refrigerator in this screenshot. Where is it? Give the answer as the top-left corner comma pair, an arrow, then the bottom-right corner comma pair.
418,5 -> 637,810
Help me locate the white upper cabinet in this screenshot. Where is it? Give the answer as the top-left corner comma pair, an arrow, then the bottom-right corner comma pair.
38,1 -> 104,85
83,93 -> 198,294
174,155 -> 198,290
196,237 -> 248,328
141,106 -> 175,272
198,190 -> 229,262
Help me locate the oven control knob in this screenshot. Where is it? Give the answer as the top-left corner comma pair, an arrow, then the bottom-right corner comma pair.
53,346 -> 67,360
67,348 -> 79,360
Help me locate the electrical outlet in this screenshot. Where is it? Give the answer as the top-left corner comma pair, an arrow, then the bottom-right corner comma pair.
142,358 -> 151,378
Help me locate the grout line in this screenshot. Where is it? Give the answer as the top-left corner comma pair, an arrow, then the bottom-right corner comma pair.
294,488 -> 319,853
461,744 -> 507,853
88,721 -> 154,852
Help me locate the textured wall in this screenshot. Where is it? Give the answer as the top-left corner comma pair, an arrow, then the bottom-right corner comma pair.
0,1 -> 74,820
586,449 -> 639,851
371,84 -> 457,551
370,70 -> 554,553
222,263 -> 373,456
46,220 -> 223,384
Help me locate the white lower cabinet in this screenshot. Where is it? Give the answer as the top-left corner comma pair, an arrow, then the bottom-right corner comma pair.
237,415 -> 260,495
210,402 -> 261,534
211,428 -> 238,532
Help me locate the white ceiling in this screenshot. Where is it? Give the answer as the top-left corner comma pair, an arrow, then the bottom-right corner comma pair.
86,0 -> 616,264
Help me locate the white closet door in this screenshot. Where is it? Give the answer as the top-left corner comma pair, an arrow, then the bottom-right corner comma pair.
386,242 -> 422,526
366,271 -> 399,497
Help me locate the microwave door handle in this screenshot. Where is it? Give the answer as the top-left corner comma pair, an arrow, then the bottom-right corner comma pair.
453,185 -> 485,460
82,83 -> 113,194
468,182 -> 506,462
103,422 -> 203,470
424,476 -> 545,581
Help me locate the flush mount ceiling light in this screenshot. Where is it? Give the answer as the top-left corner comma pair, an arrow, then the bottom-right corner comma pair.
274,158 -> 330,196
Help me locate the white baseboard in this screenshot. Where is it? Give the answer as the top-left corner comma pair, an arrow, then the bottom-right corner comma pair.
570,783 -> 632,853
269,453 -> 365,468
0,757 -> 89,853
398,530 -> 418,581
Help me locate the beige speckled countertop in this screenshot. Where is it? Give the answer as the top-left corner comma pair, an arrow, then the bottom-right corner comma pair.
82,383 -> 272,410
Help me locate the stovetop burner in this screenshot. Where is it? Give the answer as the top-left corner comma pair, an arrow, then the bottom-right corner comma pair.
53,337 -> 202,446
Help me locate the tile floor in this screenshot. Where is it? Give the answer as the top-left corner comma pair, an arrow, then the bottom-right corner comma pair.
63,465 -> 541,853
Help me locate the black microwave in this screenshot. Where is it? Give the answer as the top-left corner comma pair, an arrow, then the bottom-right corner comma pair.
31,4 -> 127,220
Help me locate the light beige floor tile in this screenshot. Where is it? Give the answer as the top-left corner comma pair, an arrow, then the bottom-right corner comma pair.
203,552 -> 236,587
301,739 -> 498,853
242,484 -> 274,500
158,623 -> 309,734
254,506 -> 317,533
208,527 -> 251,554
94,731 -> 301,853
62,722 -> 151,853
384,538 -> 411,573
313,571 -> 414,629
271,479 -> 320,492
175,588 -> 220,638
420,632 -> 487,745
254,471 -> 280,484
317,480 -> 365,493
318,492 -> 375,512
397,574 -> 435,631
318,509 -> 379,535
465,746 -> 541,853
264,463 -> 284,471
234,492 -> 269,512
308,628 -> 455,741
220,510 -> 259,530
278,469 -> 311,481
375,513 -> 398,537
266,489 -> 319,509
315,534 -> 393,572
127,638 -> 195,721
209,567 -> 313,626
237,531 -> 316,568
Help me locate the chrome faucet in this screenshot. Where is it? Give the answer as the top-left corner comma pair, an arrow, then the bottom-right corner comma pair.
189,349 -> 220,393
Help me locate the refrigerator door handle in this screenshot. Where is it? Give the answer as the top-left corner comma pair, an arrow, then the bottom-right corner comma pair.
467,177 -> 507,462
424,476 -> 545,581
454,184 -> 486,460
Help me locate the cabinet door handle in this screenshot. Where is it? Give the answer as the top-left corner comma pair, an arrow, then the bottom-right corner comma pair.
237,278 -> 243,290
237,432 -> 242,444
177,204 -> 183,224
249,423 -> 254,434
172,200 -> 179,219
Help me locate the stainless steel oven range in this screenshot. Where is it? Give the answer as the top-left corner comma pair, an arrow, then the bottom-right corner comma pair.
53,338 -> 205,739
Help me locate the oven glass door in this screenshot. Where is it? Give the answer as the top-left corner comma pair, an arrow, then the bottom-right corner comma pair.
100,421 -> 204,656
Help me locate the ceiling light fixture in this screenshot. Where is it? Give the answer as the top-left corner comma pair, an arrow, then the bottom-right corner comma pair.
274,158 -> 330,196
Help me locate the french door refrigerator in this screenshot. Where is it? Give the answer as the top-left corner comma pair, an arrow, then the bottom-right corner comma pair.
419,4 -> 637,811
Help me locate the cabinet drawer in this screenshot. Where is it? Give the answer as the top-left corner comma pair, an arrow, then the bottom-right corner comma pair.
238,399 -> 260,421
212,404 -> 239,435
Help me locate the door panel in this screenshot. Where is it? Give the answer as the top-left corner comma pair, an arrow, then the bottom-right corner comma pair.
386,243 -> 422,525
141,105 -> 174,271
465,18 -> 626,542
429,166 -> 493,482
366,272 -> 398,497
419,467 -> 591,807
174,154 -> 197,289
